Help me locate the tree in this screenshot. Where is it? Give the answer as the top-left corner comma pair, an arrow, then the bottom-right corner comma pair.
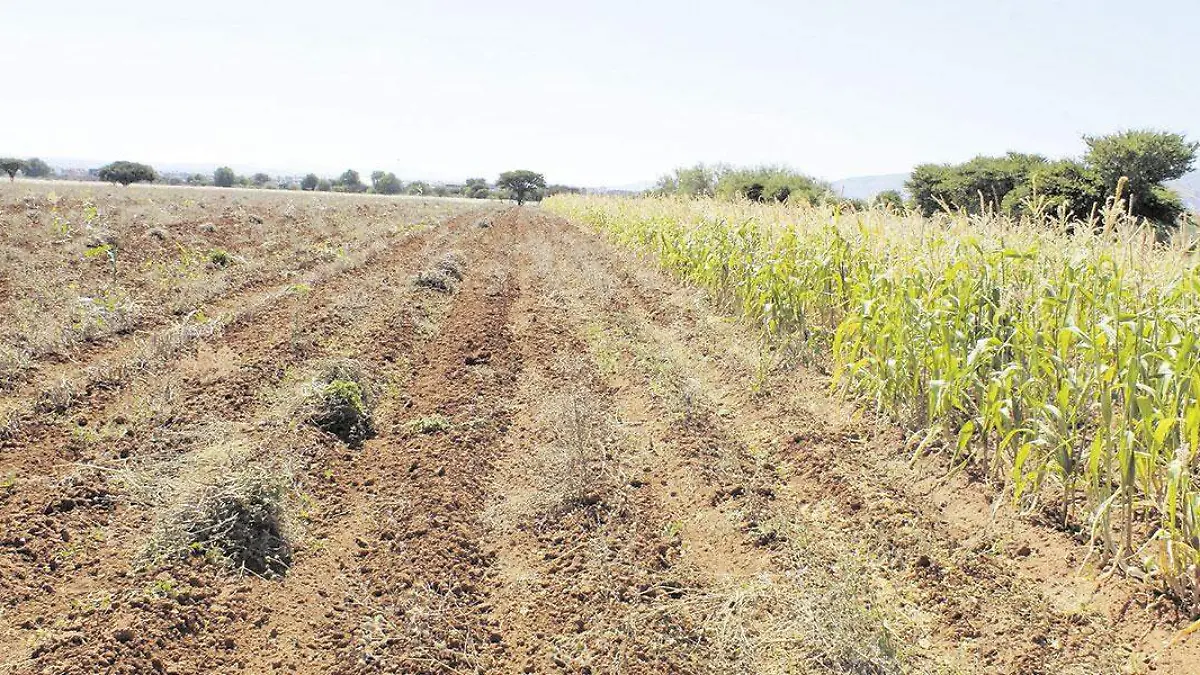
301,173 -> 319,191
251,172 -> 271,187
872,189 -> 905,212
1002,160 -> 1104,221
214,166 -> 236,188
316,178 -> 333,192
337,169 -> 365,193
905,153 -> 1048,217
715,166 -> 829,204
372,171 -> 403,195
463,178 -> 490,199
186,173 -> 208,186
23,157 -> 52,178
97,161 -> 157,186
1084,129 -> 1198,223
497,170 -> 546,205
405,181 -> 430,196
0,158 -> 24,181
655,163 -> 721,197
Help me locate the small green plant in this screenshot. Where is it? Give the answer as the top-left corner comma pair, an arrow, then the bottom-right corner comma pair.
404,414 -> 451,435
85,242 -> 118,281
208,249 -> 232,267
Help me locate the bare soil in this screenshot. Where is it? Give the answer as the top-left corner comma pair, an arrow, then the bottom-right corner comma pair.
2,192 -> 1199,674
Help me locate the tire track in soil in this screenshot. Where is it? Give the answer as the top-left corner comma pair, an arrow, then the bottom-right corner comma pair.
0,211 -> 493,674
539,211 -> 1191,674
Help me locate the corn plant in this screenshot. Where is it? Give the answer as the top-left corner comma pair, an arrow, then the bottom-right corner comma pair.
546,193 -> 1200,607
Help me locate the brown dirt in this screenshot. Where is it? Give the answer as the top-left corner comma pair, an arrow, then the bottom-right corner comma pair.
3,203 -> 1200,674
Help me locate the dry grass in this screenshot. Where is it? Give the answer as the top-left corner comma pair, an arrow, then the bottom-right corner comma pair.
0,181 -> 492,380
413,251 -> 469,293
130,439 -> 297,577
689,517 -> 911,675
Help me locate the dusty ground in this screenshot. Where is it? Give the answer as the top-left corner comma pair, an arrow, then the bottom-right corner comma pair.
2,190 -> 1199,673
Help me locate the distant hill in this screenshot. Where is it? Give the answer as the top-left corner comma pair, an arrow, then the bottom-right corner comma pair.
829,173 -> 909,200
1167,174 -> 1200,211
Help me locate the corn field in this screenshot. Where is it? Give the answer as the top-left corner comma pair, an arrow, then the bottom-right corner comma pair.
545,193 -> 1200,605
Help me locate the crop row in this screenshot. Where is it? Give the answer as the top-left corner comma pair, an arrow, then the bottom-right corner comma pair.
546,194 -> 1200,605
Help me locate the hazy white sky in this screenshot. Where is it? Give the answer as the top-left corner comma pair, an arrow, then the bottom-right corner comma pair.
2,0 -> 1196,186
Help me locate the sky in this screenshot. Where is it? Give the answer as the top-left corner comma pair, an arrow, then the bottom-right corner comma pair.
2,0 -> 1197,187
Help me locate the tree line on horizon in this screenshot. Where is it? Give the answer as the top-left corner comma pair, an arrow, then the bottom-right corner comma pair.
651,129 -> 1198,231
0,157 -> 567,204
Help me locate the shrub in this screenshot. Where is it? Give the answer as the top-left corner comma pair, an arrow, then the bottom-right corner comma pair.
871,190 -> 904,212
98,161 -> 157,186
413,269 -> 455,293
23,157 -> 52,178
714,166 -> 829,205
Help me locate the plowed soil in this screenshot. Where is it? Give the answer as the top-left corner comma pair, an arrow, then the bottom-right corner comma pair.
3,201 -> 1200,674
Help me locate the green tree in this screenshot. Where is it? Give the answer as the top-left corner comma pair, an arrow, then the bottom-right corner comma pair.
405,181 -> 429,196
373,171 -> 403,195
497,170 -> 546,205
1002,160 -> 1104,221
97,161 -> 157,186
872,189 -> 905,212
337,169 -> 365,193
463,177 -> 490,199
23,157 -> 52,178
0,158 -> 24,181
655,163 -> 721,197
316,178 -> 333,192
715,166 -> 828,204
213,166 -> 236,188
186,173 -> 208,186
301,173 -> 319,191
251,172 -> 271,187
906,153 -> 1047,216
1084,129 -> 1198,224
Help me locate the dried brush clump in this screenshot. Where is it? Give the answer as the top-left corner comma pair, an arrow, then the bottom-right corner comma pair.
413,251 -> 468,293
141,443 -> 294,577
298,358 -> 377,445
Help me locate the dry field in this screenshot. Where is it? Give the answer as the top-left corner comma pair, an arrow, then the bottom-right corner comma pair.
1,182 -> 1199,674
